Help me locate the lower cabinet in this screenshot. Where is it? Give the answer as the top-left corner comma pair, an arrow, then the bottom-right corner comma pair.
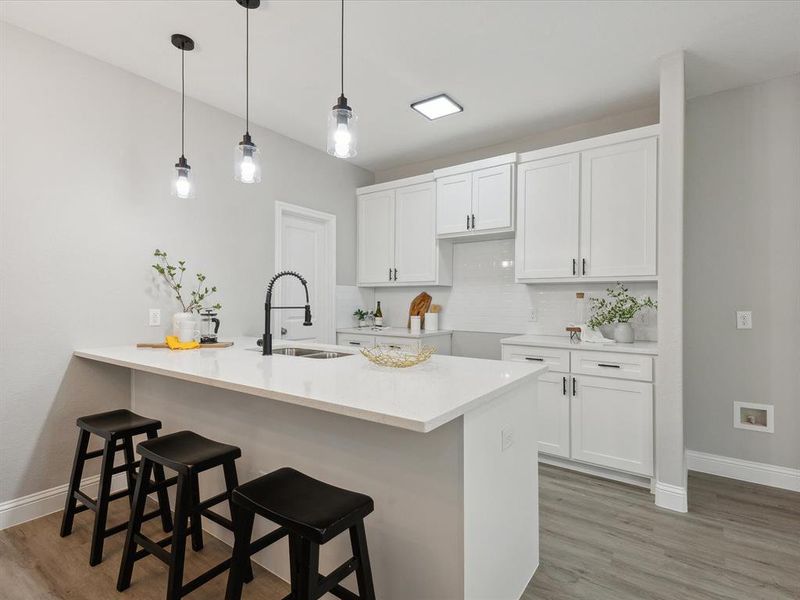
570,375 -> 653,476
336,332 -> 452,355
536,372 -> 571,458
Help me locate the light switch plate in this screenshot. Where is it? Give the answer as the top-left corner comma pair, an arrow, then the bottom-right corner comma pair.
736,311 -> 752,330
149,308 -> 161,327
501,427 -> 514,452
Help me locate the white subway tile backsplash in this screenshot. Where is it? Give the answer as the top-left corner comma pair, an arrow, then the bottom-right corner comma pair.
368,239 -> 657,341
335,285 -> 375,329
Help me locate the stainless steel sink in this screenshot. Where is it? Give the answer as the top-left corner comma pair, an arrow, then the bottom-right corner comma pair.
272,347 -> 351,359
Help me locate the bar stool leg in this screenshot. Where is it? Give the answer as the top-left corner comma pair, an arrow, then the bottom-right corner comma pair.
89,439 -> 116,566
295,538 -> 320,600
189,473 -> 204,552
60,428 -> 90,537
224,503 -> 255,600
117,458 -> 153,591
166,474 -> 190,600
350,521 -> 377,600
222,461 -> 253,583
146,429 -> 174,533
122,436 -> 137,507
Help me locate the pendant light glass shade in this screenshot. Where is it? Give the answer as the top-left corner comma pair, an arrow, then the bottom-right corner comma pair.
173,156 -> 194,199
234,133 -> 261,183
327,96 -> 358,159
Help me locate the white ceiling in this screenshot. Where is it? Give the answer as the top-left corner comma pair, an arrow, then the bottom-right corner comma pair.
2,1 -> 799,171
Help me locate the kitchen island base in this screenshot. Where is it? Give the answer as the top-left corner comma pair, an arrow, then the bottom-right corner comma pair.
132,370 -> 539,600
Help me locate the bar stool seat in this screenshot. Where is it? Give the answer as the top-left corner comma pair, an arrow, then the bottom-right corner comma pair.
234,467 -> 373,544
138,430 -> 241,474
77,409 -> 162,439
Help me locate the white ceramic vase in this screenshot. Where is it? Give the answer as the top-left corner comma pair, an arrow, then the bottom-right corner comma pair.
613,322 -> 635,343
172,312 -> 195,336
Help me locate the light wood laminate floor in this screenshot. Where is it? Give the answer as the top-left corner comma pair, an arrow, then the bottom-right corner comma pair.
1,465 -> 798,599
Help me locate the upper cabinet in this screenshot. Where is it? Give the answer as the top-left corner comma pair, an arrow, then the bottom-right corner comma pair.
434,154 -> 516,239
515,126 -> 658,283
357,175 -> 452,288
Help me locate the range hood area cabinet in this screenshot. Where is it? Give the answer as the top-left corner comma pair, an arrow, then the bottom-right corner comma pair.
434,153 -> 516,239
357,175 -> 453,287
515,126 -> 659,283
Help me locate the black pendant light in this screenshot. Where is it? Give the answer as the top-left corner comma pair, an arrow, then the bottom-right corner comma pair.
171,34 -> 195,198
234,0 -> 262,183
327,0 -> 357,158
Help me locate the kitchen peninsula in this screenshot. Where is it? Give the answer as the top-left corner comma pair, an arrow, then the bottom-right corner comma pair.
74,338 -> 546,600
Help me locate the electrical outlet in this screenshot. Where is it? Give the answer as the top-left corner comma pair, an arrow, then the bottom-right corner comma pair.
736,311 -> 752,330
149,308 -> 161,327
501,427 -> 514,452
529,309 -> 537,322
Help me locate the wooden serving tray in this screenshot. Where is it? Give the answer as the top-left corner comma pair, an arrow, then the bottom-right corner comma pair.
136,342 -> 234,349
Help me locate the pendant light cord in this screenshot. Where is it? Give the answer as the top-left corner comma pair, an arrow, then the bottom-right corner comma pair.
246,6 -> 250,135
181,45 -> 185,157
340,0 -> 344,96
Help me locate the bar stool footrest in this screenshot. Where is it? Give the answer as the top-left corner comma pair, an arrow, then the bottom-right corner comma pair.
201,508 -> 233,531
181,557 -> 233,597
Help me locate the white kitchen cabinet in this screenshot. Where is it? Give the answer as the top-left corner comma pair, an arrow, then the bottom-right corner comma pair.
357,176 -> 452,287
515,126 -> 658,283
570,375 -> 653,476
434,154 -> 516,239
580,137 -> 657,278
337,329 -> 452,355
536,372 -> 571,458
515,153 -> 580,280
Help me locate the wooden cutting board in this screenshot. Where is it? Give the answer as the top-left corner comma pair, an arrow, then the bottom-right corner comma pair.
407,292 -> 432,328
136,341 -> 234,349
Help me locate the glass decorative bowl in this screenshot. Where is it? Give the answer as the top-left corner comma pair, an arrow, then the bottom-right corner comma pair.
360,344 -> 435,368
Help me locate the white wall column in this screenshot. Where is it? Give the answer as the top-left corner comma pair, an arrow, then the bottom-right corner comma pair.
655,51 -> 688,512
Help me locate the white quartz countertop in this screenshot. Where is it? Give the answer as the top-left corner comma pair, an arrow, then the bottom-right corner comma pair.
74,337 -> 544,433
337,327 -> 452,338
501,334 -> 658,355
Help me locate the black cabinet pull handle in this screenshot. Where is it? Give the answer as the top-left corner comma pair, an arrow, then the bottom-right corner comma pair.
388,267 -> 392,281
562,376 -> 567,396
471,214 -> 475,229
582,258 -> 587,275
348,341 -> 361,345
393,268 -> 397,280
598,363 -> 620,368
572,377 -> 577,396
572,259 -> 576,276
525,356 -> 544,362
466,215 -> 470,230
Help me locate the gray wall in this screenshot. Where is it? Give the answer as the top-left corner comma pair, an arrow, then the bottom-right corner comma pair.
684,73 -> 800,470
0,24 -> 372,502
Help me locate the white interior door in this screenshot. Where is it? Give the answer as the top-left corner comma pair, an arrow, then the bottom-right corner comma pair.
472,164 -> 513,231
275,202 -> 336,344
436,173 -> 472,235
394,182 -> 437,283
357,190 -> 395,285
579,137 -> 657,277
516,154 -> 580,280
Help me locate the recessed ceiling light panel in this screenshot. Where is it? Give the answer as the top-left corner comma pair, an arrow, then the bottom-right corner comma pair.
411,94 -> 463,120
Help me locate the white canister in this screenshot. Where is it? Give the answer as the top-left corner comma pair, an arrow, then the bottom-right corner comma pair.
424,312 -> 438,331
409,315 -> 421,335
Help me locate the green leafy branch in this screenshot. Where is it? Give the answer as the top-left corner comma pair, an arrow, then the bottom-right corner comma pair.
353,308 -> 374,321
152,249 -> 222,314
587,283 -> 656,329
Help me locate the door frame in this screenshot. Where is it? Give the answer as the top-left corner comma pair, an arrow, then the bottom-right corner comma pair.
274,201 -> 336,344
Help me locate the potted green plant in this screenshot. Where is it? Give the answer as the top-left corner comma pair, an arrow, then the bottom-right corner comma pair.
353,308 -> 374,328
587,283 -> 657,343
152,249 -> 222,335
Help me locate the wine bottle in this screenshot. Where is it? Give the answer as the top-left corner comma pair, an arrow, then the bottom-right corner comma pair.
374,301 -> 383,326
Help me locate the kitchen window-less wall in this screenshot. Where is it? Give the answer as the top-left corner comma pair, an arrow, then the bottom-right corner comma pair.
0,23 -> 372,507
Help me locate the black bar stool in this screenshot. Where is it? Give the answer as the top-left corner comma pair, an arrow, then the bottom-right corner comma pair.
116,430 -> 263,600
225,467 -> 376,600
60,409 -> 173,566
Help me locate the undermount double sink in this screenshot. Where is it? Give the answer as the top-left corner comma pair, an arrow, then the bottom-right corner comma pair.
272,347 -> 351,359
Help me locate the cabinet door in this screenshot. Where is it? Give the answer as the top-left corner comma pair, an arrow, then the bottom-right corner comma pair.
436,173 -> 472,235
394,182 -> 437,283
537,372 -> 571,458
570,375 -> 653,476
472,164 -> 513,232
357,190 -> 395,285
515,154 -> 580,280
580,137 -> 657,277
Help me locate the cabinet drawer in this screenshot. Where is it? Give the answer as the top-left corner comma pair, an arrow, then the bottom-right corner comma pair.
501,345 -> 570,373
337,333 -> 375,348
571,350 -> 653,382
375,336 -> 420,352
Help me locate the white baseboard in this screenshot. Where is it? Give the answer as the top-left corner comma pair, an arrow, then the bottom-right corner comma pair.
538,454 -> 652,489
654,481 -> 688,513
0,473 -> 127,531
686,450 -> 800,493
